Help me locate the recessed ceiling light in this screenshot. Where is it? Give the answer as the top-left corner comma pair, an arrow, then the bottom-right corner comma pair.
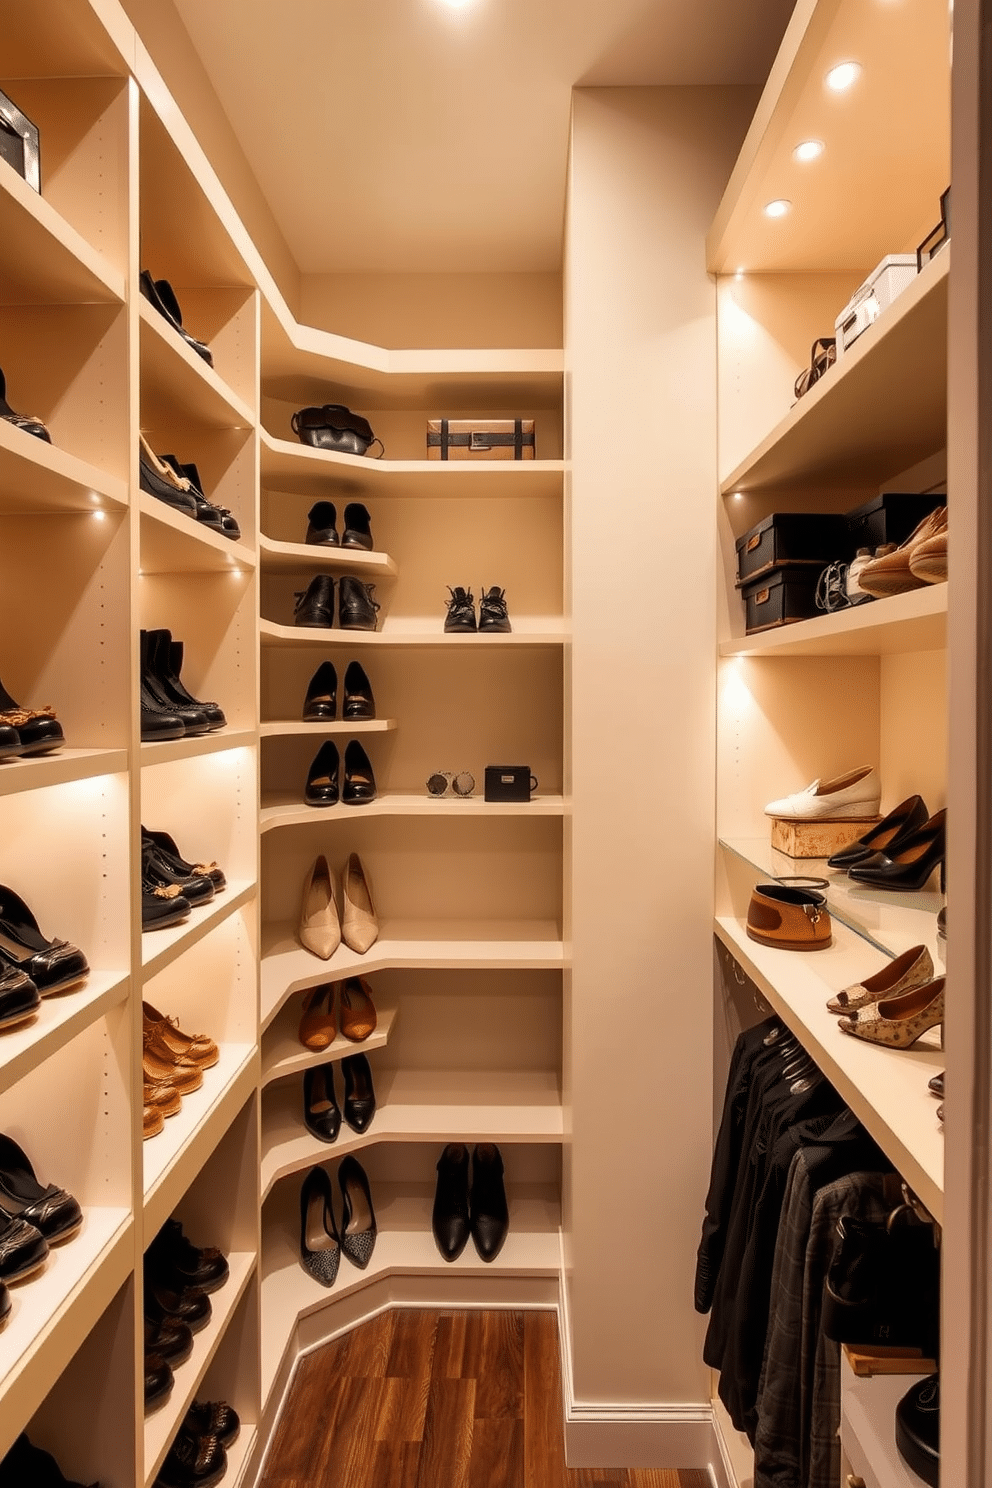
439,0 -> 476,8
764,199 -> 791,219
793,139 -> 824,162
826,61 -> 861,91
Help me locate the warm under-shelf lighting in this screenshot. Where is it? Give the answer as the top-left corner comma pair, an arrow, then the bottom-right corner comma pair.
92,509 -> 106,522
793,139 -> 825,162
733,492 -> 743,500
826,61 -> 862,91
764,199 -> 791,219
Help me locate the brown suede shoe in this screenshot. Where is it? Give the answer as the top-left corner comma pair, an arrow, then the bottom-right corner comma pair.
859,507 -> 947,596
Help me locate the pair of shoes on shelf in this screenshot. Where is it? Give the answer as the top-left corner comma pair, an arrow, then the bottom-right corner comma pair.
299,976 -> 377,1048
0,881 -> 88,1008
837,974 -> 945,1049
141,827 -> 227,932
154,1402 -> 240,1488
443,585 -> 511,634
0,1131 -> 82,1283
0,673 -> 65,759
306,501 -> 374,550
830,798 -> 946,893
858,506 -> 948,595
299,1156 -> 376,1286
294,575 -> 380,631
302,660 -> 374,721
305,740 -> 376,807
0,365 -> 51,443
303,1053 -> 376,1141
433,1143 -> 509,1263
139,437 -> 240,540
765,764 -> 881,820
299,853 -> 378,959
142,1010 -> 218,1138
0,1434 -> 97,1488
139,272 -> 213,367
140,629 -> 226,743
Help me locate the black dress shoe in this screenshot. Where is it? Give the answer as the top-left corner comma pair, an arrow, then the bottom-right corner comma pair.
0,1209 -> 48,1281
343,661 -> 375,720
342,502 -> 374,550
896,1373 -> 939,1487
0,1133 -> 82,1243
0,1279 -> 8,1327
294,575 -> 336,628
305,740 -> 340,806
479,586 -> 512,633
144,1314 -> 193,1367
0,366 -> 51,443
338,576 -> 380,631
827,793 -> 930,868
152,634 -> 226,731
147,1218 -> 229,1293
183,1400 -> 240,1451
140,272 -> 214,367
140,683 -> 185,743
0,724 -> 24,760
470,1144 -> 509,1262
342,1053 -> 376,1133
848,809 -> 947,893
143,828 -> 226,892
140,631 -> 211,737
0,676 -> 65,754
299,1165 -> 340,1287
338,1154 -> 377,1269
0,1434 -> 97,1488
0,964 -> 41,1029
343,739 -> 376,805
139,441 -> 199,517
142,881 -> 191,930
444,586 -> 476,633
306,501 -> 339,546
929,1070 -> 944,1096
145,1352 -> 174,1412
432,1143 -> 470,1261
145,1275 -> 212,1334
0,884 -> 89,995
303,1062 -> 341,1143
142,839 -> 215,907
154,1426 -> 227,1488
302,661 -> 337,721
159,457 -> 240,540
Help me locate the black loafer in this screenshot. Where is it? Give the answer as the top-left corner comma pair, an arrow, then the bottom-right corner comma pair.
343,739 -> 376,805
140,272 -> 214,367
147,1218 -> 229,1293
470,1143 -> 509,1262
142,883 -> 192,931
144,1314 -> 193,1367
0,724 -> 23,760
145,1276 -> 212,1334
303,1062 -> 341,1143
144,1352 -> 174,1412
154,1426 -> 227,1488
142,839 -> 215,907
306,501 -> 339,546
0,676 -> 65,755
302,661 -> 337,721
0,885 -> 89,995
0,965 -> 41,1029
342,502 -> 374,550
295,575 -> 336,628
343,661 -> 375,720
305,740 -> 340,806
342,1053 -> 376,1134
0,1210 -> 48,1281
142,828 -> 226,893
0,1132 -> 82,1243
432,1143 -> 470,1262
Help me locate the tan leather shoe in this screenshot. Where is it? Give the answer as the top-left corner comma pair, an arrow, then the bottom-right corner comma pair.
299,983 -> 336,1050
339,975 -> 377,1040
143,1002 -> 219,1068
746,883 -> 832,951
299,855 -> 341,960
143,1102 -> 165,1139
827,943 -> 933,1014
838,976 -> 945,1048
908,526 -> 948,584
142,1027 -> 203,1095
858,507 -> 947,596
143,1078 -> 182,1118
341,852 -> 378,955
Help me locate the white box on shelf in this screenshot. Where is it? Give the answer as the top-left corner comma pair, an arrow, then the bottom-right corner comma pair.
835,255 -> 918,357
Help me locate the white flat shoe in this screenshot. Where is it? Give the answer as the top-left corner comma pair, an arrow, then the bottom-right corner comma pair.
341,852 -> 379,955
298,855 -> 341,960
764,765 -> 881,820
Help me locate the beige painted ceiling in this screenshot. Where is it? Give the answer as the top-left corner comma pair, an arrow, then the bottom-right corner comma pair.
172,0 -> 794,274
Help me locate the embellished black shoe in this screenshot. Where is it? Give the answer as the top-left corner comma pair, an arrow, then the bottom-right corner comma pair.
154,1424 -> 227,1488
140,631 -> 211,737
0,676 -> 65,755
299,1165 -> 340,1287
302,661 -> 337,721
343,739 -> 376,805
294,575 -> 336,628
306,501 -> 339,546
303,1062 -> 341,1143
444,586 -> 476,633
144,1274 -> 212,1335
432,1143 -> 470,1262
0,1132 -> 82,1243
342,502 -> 374,550
147,1217 -> 230,1294
341,1053 -> 376,1134
139,438 -> 198,516
142,839 -> 215,907
338,576 -> 380,631
343,661 -> 375,720
145,1352 -> 174,1412
0,964 -> 41,1030
182,1400 -> 240,1451
152,634 -> 226,731
478,586 -> 512,634
159,456 -> 240,539
338,1154 -> 377,1269
305,740 -> 340,806
0,1208 -> 48,1281
142,828 -> 226,892
470,1143 -> 509,1262
0,883 -> 89,995
0,367 -> 51,443
141,881 -> 191,931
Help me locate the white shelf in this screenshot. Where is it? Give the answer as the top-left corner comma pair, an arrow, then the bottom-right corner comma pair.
0,970 -> 128,1099
719,838 -> 943,962
139,298 -> 255,431
260,719 -> 397,738
714,914 -> 944,1222
261,998 -> 399,1086
141,881 -> 257,981
260,430 -> 564,500
258,534 -> 396,579
142,1044 -> 258,1239
0,418 -> 127,517
0,159 -> 125,305
721,250 -> 948,496
840,1351 -> 933,1488
261,918 -> 566,1029
261,1067 -> 563,1199
140,731 -> 258,769
260,1177 -> 561,1401
259,616 -> 568,648
138,495 -> 256,576
143,1250 -> 257,1487
260,792 -> 566,832
0,749 -> 127,798
721,584 -> 947,659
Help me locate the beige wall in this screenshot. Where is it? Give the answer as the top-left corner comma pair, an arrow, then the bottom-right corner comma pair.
564,84 -> 755,1431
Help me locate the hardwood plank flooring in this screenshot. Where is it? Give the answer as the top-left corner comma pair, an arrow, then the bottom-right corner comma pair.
259,1310 -> 712,1488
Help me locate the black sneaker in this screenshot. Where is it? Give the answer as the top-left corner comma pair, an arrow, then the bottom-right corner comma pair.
478,586 -> 511,633
444,586 -> 476,633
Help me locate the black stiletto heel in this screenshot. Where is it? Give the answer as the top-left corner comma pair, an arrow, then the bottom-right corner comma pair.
847,809 -> 946,892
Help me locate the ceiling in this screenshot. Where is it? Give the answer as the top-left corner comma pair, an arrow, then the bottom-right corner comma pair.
173,0 -> 795,275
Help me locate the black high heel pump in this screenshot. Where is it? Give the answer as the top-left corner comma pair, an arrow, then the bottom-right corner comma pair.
827,793 -> 930,868
847,808 -> 946,893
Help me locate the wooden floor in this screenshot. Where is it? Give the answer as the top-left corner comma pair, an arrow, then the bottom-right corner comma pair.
259,1309 -> 712,1488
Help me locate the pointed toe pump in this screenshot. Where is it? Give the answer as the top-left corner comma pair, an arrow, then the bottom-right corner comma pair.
343,661 -> 375,720
303,1063 -> 341,1143
847,809 -> 947,893
343,739 -> 376,805
341,853 -> 379,954
827,944 -> 934,1015
298,855 -> 341,959
838,976 -> 945,1049
338,1155 -> 377,1269
302,661 -> 337,722
305,740 -> 340,807
827,794 -> 930,869
341,1053 -> 376,1134
299,1165 -> 340,1287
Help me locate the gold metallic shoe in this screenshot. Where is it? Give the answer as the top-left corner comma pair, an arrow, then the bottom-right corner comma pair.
143,1001 -> 219,1068
826,944 -> 933,1015
838,976 -> 945,1049
341,853 -> 378,955
299,855 -> 341,960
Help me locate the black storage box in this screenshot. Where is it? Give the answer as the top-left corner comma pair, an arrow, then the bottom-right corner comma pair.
735,512 -> 852,584
845,492 -> 946,553
741,565 -> 821,634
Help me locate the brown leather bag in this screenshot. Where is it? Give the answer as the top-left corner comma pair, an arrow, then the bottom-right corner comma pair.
746,883 -> 832,952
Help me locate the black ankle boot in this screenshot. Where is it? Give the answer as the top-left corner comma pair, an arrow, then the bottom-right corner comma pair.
343,661 -> 374,719
470,1144 -> 508,1261
140,631 -> 210,737
294,575 -> 336,628
149,632 -> 226,731
432,1143 -> 470,1261
338,577 -> 379,631
306,501 -> 339,545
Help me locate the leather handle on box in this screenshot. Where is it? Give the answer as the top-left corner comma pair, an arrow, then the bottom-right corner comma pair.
746,533 -> 761,552
755,588 -> 770,604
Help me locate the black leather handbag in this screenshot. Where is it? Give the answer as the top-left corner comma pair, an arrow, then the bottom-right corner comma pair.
822,1201 -> 940,1357
0,88 -> 40,193
291,404 -> 383,458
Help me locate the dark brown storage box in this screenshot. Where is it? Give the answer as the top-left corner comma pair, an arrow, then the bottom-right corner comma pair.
741,564 -> 821,634
845,492 -> 946,553
735,512 -> 851,583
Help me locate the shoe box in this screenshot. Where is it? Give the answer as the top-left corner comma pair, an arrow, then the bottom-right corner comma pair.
735,513 -> 851,633
844,491 -> 946,553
